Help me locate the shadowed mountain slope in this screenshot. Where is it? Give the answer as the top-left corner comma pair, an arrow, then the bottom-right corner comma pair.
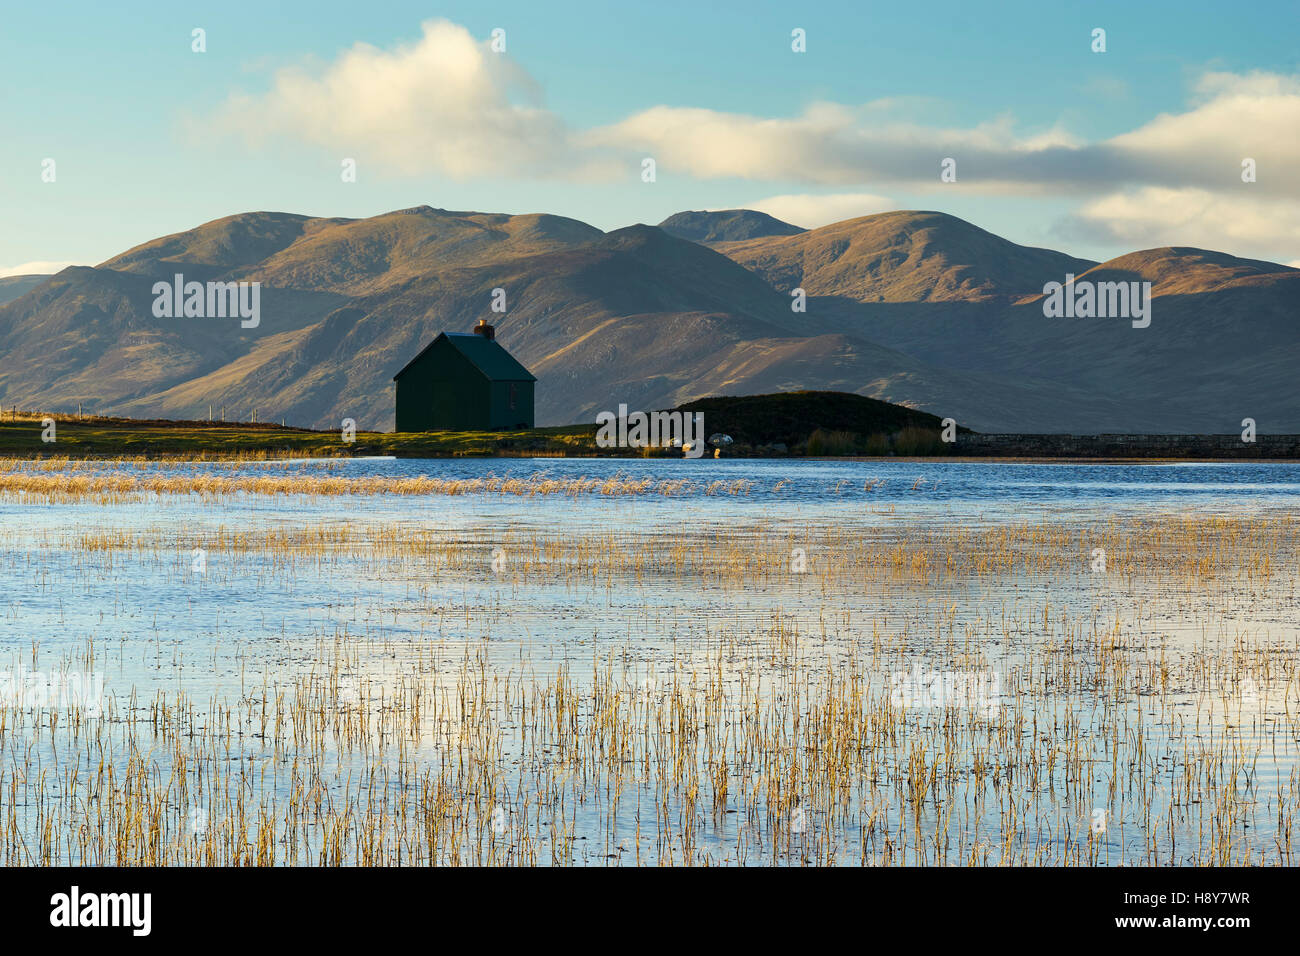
0,275 -> 51,306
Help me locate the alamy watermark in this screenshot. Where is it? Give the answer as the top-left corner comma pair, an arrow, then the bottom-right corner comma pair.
0,666 -> 105,717
889,661 -> 1002,716
595,404 -> 706,458
152,274 -> 260,328
1042,274 -> 1151,329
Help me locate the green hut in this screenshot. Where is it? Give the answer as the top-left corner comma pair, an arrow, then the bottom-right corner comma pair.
393,320 -> 536,431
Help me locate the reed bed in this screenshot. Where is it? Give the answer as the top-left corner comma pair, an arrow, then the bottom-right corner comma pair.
0,498 -> 1296,865
22,513 -> 1294,598
0,465 -> 754,502
1,624 -> 1294,866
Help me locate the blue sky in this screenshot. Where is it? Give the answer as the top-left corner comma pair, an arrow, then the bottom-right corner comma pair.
3,0 -> 1298,274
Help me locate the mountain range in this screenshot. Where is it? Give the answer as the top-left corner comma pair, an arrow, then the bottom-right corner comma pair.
1,205 -> 1296,433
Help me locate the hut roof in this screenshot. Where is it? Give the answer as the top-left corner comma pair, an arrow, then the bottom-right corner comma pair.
393,332 -> 536,382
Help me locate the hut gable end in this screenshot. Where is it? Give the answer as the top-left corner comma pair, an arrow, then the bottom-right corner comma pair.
393,329 -> 536,432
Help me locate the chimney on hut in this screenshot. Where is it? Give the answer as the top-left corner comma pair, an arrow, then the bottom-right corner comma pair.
473,318 -> 496,341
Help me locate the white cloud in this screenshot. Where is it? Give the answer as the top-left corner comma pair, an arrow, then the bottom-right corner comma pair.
209,22 -> 1300,201
746,193 -> 898,229
1105,71 -> 1300,198
209,19 -> 616,180
1193,71 -> 1300,99
588,103 -> 1078,190
207,20 -> 1102,191
202,22 -> 1300,258
0,261 -> 80,278
596,74 -> 1300,199
1066,187 -> 1300,262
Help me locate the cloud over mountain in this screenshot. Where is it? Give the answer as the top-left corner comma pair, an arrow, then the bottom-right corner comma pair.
746,193 -> 898,229
200,19 -> 1300,262
209,19 -> 617,181
1061,187 -> 1300,263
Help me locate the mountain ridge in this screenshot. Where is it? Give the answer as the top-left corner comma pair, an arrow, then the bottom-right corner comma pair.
2,206 -> 1295,433
658,209 -> 804,243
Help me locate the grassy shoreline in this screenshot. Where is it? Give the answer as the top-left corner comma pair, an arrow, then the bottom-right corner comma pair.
0,414 -> 600,459
1,412 -> 1295,461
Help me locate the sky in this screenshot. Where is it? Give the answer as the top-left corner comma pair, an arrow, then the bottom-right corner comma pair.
2,0 -> 1299,275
